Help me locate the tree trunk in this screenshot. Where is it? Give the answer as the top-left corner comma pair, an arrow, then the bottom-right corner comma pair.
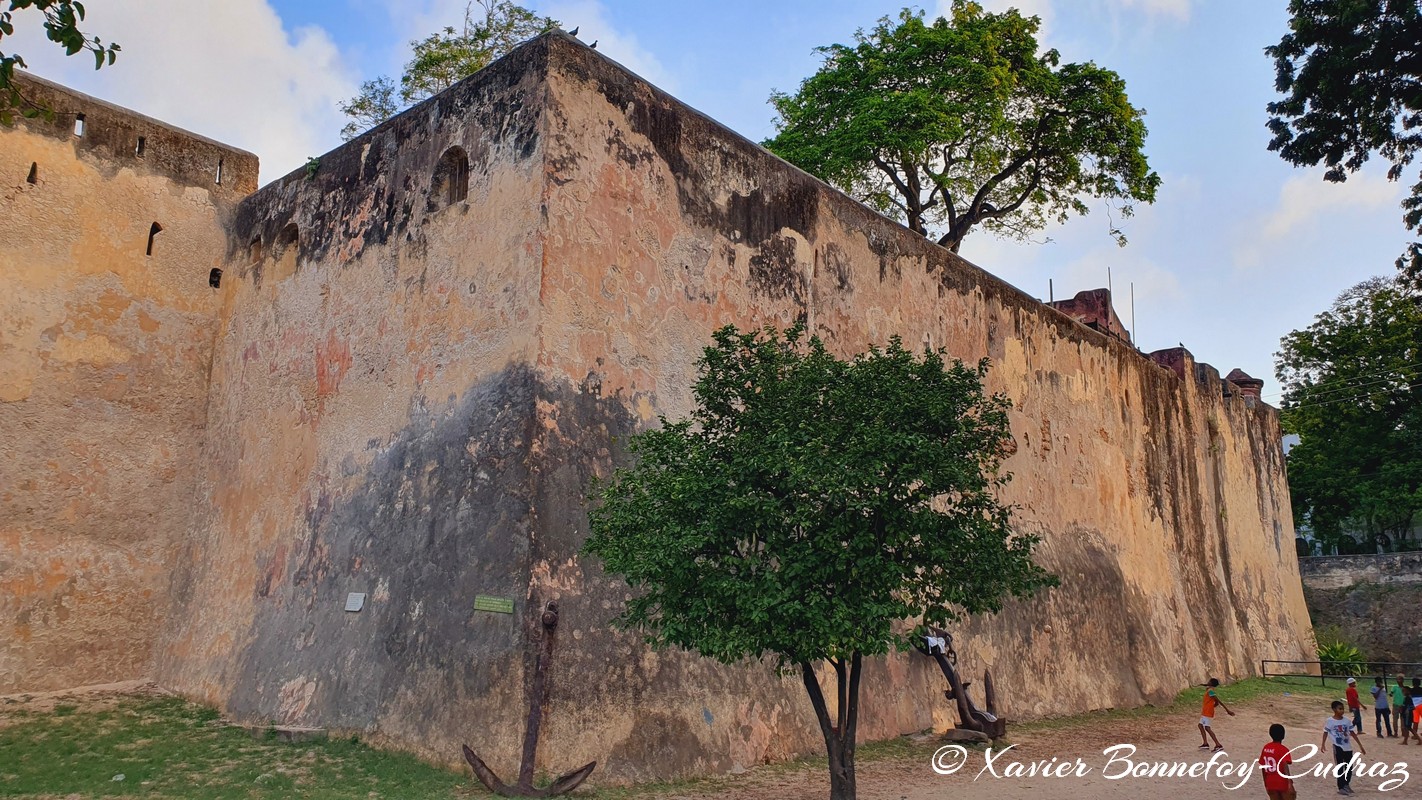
800,654 -> 862,800
937,229 -> 965,253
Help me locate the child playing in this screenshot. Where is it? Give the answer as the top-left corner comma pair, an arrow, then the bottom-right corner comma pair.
1413,678 -> 1422,744
1198,677 -> 1235,753
1258,723 -> 1296,800
1395,675 -> 1414,744
1323,699 -> 1366,796
1372,675 -> 1394,737
1345,677 -> 1364,734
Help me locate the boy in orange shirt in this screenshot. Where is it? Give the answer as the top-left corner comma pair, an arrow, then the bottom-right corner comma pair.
1258,723 -> 1296,800
1198,677 -> 1236,753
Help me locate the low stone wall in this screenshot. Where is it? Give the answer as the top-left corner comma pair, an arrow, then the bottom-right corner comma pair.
1298,553 -> 1422,590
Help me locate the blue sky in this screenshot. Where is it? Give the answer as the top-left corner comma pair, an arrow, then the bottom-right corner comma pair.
13,0 -> 1411,391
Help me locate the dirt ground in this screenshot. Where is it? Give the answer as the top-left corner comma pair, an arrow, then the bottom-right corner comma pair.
648,692 -> 1418,799
4,684 -> 1414,799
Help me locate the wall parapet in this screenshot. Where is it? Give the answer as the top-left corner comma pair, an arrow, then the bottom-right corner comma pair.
10,72 -> 258,196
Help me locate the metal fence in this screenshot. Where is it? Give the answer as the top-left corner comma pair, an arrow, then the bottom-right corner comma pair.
1261,659 -> 1422,686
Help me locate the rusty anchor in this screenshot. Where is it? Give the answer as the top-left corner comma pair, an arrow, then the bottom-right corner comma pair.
462,600 -> 597,797
913,626 -> 1006,740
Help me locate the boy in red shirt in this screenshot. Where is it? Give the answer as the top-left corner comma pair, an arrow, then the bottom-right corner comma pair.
1346,677 -> 1364,734
1259,723 -> 1295,800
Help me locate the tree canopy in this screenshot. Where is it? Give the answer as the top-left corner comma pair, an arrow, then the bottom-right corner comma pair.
339,0 -> 556,140
1266,0 -> 1422,282
584,325 -> 1056,800
1277,276 -> 1422,554
763,2 -> 1159,253
1,0 -> 119,125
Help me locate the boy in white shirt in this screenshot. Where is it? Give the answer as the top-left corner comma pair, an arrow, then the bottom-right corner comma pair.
1322,699 -> 1366,796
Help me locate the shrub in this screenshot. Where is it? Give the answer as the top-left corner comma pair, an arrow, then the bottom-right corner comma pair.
1317,639 -> 1366,677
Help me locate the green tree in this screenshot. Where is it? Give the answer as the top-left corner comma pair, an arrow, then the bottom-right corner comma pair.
338,76 -> 396,143
764,3 -> 1159,254
1,0 -> 119,125
338,0 -> 556,140
1266,0 -> 1422,282
584,325 -> 1056,800
1277,276 -> 1422,554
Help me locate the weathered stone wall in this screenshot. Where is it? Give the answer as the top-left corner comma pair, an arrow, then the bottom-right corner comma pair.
1298,553 -> 1422,591
0,74 -> 256,692
524,36 -> 1314,779
2,34 -> 1315,786
1300,553 -> 1422,663
152,41 -> 553,771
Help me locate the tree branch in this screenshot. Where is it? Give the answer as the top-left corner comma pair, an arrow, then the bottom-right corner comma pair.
800,661 -> 839,748
845,652 -> 863,749
872,156 -> 912,201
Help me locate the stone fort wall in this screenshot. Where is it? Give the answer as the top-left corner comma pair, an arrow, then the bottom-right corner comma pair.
0,74 -> 256,693
2,34 -> 1313,783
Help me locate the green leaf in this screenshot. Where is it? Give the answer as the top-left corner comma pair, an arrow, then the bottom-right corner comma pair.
763,2 -> 1157,253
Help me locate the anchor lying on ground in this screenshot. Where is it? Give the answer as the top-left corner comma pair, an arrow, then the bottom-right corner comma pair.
462,600 -> 597,797
913,626 -> 1006,740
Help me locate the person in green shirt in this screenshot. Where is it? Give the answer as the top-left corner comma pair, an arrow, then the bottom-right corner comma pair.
1397,675 -> 1420,744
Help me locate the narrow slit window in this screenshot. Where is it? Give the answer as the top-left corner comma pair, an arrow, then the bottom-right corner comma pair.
146,222 -> 163,256
447,153 -> 469,205
249,236 -> 262,263
73,114 -> 85,137
26,162 -> 37,184
209,268 -> 223,288
135,136 -> 146,157
216,158 -> 224,185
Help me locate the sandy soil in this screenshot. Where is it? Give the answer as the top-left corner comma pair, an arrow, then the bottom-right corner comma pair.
647,692 -> 1418,799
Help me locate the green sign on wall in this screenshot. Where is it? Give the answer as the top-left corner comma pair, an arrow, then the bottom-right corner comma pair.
473,595 -> 515,614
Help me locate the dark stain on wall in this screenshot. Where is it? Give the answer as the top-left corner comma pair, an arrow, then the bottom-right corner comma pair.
225,365 -> 539,729
228,36 -> 550,270
819,242 -> 853,294
555,41 -> 819,250
747,234 -> 805,304
517,375 -> 823,780
547,36 -> 1145,363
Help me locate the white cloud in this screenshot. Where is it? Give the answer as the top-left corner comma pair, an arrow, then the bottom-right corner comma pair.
942,0 -> 1191,46
1259,172 -> 1400,240
1235,171 -> 1403,267
1111,0 -> 1190,22
8,0 -> 356,184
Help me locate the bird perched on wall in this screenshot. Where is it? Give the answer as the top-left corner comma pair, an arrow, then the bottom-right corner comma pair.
590,40 -> 598,49
567,26 -> 578,35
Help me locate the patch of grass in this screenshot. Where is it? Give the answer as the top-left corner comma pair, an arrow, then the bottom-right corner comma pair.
0,677 -> 1352,799
0,693 -> 474,799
